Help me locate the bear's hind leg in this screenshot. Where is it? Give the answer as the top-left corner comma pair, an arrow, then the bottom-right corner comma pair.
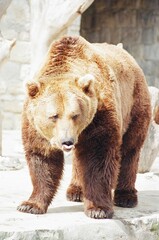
17,150 -> 64,214
66,156 -> 83,202
114,146 -> 139,208
114,103 -> 151,208
67,184 -> 83,202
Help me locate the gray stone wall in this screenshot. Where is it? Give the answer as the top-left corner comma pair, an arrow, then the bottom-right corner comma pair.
0,0 -> 30,129
80,0 -> 159,88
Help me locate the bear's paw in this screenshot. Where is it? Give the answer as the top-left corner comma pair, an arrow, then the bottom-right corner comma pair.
85,207 -> 114,219
114,189 -> 138,208
66,184 -> 83,202
17,201 -> 46,214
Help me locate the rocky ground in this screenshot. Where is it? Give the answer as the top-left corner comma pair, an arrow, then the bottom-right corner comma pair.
0,131 -> 159,240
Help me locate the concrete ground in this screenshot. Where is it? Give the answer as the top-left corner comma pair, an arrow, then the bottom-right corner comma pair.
0,131 -> 159,240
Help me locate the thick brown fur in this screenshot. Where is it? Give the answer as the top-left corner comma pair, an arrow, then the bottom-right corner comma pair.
18,36 -> 151,219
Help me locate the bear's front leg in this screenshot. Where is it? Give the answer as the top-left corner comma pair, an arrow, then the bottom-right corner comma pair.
75,132 -> 120,219
17,150 -> 64,214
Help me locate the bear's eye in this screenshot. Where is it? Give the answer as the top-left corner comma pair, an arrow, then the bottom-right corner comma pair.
71,114 -> 79,121
49,114 -> 59,122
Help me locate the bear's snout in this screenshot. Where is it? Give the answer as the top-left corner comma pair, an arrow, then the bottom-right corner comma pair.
61,138 -> 75,152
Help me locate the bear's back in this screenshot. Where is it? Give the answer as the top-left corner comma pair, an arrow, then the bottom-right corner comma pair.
92,42 -> 142,83
91,41 -> 150,135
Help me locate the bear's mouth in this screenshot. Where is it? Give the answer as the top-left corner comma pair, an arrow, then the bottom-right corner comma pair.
62,145 -> 75,152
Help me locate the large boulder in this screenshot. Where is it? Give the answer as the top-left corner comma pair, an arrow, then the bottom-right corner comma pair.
138,86 -> 159,173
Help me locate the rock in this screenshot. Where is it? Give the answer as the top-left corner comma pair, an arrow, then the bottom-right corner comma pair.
0,156 -> 23,171
20,64 -> 30,81
138,86 -> 159,173
10,41 -> 31,63
0,166 -> 159,239
2,99 -> 23,113
0,37 -> 15,63
0,0 -> 30,40
0,81 -> 7,94
144,44 -> 159,61
0,61 -> 20,83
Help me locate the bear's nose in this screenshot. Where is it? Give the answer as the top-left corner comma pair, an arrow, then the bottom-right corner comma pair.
62,141 -> 73,146
61,138 -> 75,152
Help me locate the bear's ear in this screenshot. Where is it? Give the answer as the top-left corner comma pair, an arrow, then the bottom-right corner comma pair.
25,81 -> 40,98
77,74 -> 95,97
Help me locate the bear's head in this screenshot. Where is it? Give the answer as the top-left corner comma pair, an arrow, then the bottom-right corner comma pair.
26,74 -> 98,152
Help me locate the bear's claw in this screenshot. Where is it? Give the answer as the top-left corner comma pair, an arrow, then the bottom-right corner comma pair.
85,207 -> 114,219
17,201 -> 46,214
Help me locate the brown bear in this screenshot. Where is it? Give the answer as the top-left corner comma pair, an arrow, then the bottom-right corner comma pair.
17,36 -> 151,219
